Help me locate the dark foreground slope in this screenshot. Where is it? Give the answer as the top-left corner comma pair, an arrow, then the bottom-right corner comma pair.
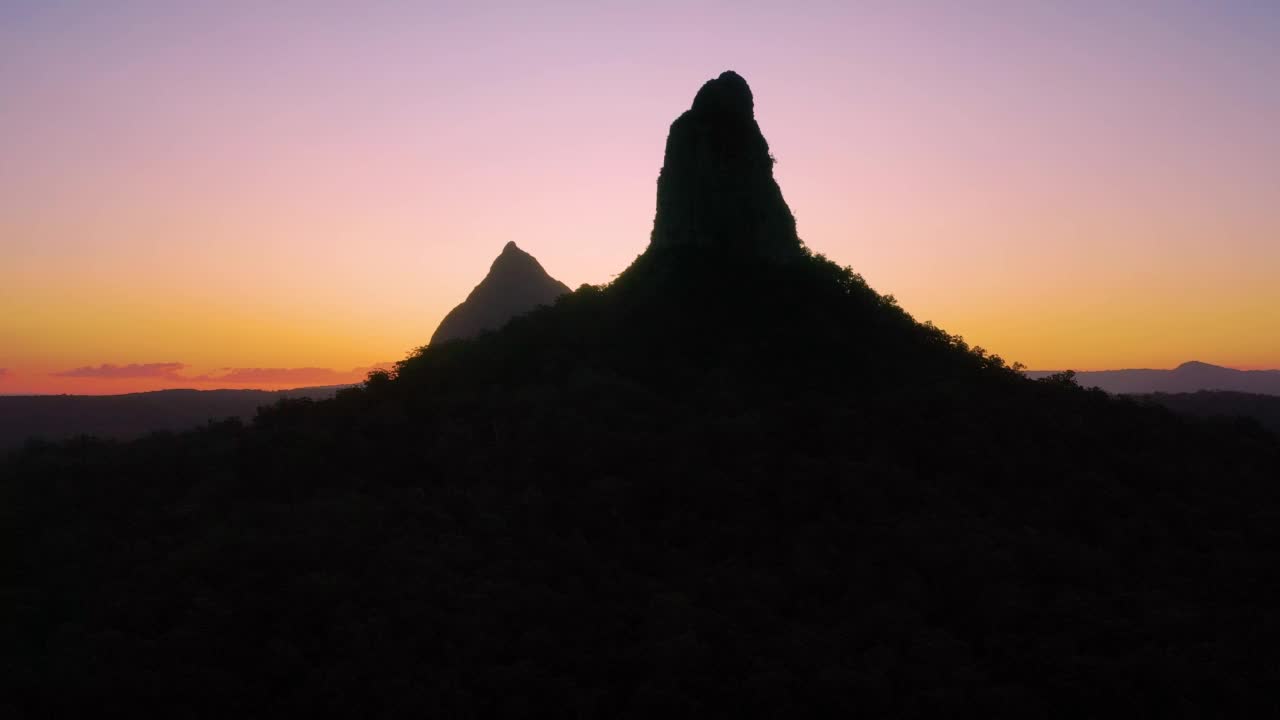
6,249 -> 1279,716
5,72 -> 1280,716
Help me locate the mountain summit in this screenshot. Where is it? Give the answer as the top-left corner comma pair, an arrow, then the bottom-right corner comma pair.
648,71 -> 803,260
430,242 -> 570,344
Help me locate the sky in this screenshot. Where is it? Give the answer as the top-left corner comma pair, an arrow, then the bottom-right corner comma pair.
2,0 -> 1278,394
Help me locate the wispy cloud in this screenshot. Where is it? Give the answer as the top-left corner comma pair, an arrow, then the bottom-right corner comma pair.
46,361 -> 393,387
188,363 -> 394,386
0,368 -> 9,379
191,367 -> 353,385
52,362 -> 187,379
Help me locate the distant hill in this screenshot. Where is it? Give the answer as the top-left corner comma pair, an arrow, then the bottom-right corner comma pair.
1026,361 -> 1280,395
430,241 -> 570,344
0,385 -> 347,451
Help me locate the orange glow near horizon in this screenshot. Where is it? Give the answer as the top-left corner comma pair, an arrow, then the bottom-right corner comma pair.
3,3 -> 1278,395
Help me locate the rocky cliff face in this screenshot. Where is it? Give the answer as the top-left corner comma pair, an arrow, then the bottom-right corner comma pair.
648,71 -> 804,260
430,242 -> 570,344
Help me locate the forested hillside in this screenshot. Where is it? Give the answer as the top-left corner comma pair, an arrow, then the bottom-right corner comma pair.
5,71 -> 1279,717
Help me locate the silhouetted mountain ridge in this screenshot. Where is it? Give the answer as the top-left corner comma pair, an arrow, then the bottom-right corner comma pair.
430,241 -> 570,344
5,71 -> 1280,716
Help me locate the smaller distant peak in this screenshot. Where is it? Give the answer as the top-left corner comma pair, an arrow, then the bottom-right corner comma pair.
489,241 -> 546,276
494,241 -> 532,265
430,242 -> 570,344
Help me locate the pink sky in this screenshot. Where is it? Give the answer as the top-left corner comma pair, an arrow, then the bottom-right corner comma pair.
2,1 -> 1278,394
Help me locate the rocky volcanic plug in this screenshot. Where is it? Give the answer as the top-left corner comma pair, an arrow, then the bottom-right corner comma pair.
430,242 -> 570,344
648,71 -> 804,260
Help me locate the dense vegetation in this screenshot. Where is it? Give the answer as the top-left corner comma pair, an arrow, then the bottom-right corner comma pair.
5,246 -> 1279,716
1131,390 -> 1280,435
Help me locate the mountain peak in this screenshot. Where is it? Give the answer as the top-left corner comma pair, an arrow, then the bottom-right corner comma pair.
491,241 -> 538,272
690,70 -> 754,117
430,243 -> 570,344
1175,361 -> 1228,372
648,70 -> 803,260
